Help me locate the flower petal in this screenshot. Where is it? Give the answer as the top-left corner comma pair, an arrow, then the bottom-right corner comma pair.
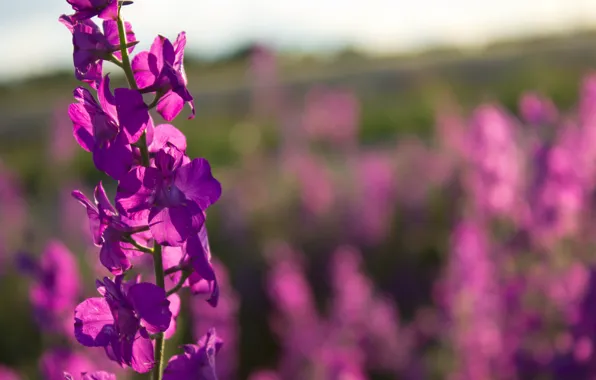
116,166 -> 160,216
72,189 -> 103,245
149,123 -> 187,153
149,205 -> 202,246
127,282 -> 172,334
156,90 -> 184,122
115,88 -> 150,144
98,74 -> 117,121
74,297 -> 115,347
174,158 -> 222,210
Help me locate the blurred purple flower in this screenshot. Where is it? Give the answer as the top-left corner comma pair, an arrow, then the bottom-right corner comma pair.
74,275 -> 172,373
132,33 -> 195,121
464,104 -> 523,219
442,220 -> 505,380
527,123 -> 586,245
348,152 -> 396,245
302,86 -> 359,147
518,91 -> 558,126
163,328 -> 223,380
40,349 -> 94,380
18,240 -> 80,335
64,371 -> 116,380
192,259 -> 239,379
0,366 -> 20,380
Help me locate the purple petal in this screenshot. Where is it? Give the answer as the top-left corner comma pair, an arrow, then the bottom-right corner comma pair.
115,88 -> 150,143
164,293 -> 181,339
127,282 -> 172,334
173,32 -> 187,69
74,297 -> 115,347
104,20 -> 135,59
116,166 -> 160,216
185,230 -> 218,306
174,158 -> 222,210
149,123 -> 187,153
99,240 -> 132,275
130,332 -> 155,373
131,51 -> 157,90
149,205 -> 203,246
98,75 -> 117,121
94,181 -> 116,216
69,101 -> 95,152
163,246 -> 188,287
156,90 -> 185,122
82,371 -> 117,380
92,134 -> 133,180
72,190 -> 103,245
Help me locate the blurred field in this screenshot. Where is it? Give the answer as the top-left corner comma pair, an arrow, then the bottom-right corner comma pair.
3,29 -> 596,379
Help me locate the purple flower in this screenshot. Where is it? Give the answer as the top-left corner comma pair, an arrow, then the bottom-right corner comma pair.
40,349 -> 94,380
18,241 -> 80,334
163,328 -> 223,380
518,91 -> 558,126
74,275 -> 172,373
66,0 -> 117,21
64,371 -> 116,380
69,75 -> 151,179
162,226 -> 219,306
59,16 -> 136,89
116,147 -> 221,247
132,32 -> 195,121
192,259 -> 238,378
0,365 -> 20,380
72,182 -> 149,274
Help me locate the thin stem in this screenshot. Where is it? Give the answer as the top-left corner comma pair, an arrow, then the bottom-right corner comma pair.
152,243 -> 166,380
116,4 -> 137,91
164,264 -> 184,276
122,237 -> 153,254
147,92 -> 162,109
116,4 -> 164,379
116,2 -> 150,166
166,270 -> 191,297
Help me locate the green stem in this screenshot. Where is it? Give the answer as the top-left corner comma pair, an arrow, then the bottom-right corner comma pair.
117,3 -> 165,379
166,270 -> 191,297
122,237 -> 153,254
152,243 -> 166,380
116,4 -> 137,91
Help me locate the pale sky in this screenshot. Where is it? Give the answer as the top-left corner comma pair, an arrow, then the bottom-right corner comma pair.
1,0 -> 596,81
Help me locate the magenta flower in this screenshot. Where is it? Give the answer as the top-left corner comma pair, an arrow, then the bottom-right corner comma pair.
72,182 -> 149,274
163,328 -> 223,380
69,75 -> 151,179
518,91 -> 558,126
162,226 -> 219,306
191,259 -> 238,378
0,365 -> 20,380
17,241 -> 80,334
116,146 -> 221,247
40,349 -> 94,380
74,275 -> 172,373
64,371 -> 116,380
66,0 -> 117,21
59,16 -> 136,89
132,32 -> 195,121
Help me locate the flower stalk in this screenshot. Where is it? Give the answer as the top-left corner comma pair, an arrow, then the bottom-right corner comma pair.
117,3 -> 166,378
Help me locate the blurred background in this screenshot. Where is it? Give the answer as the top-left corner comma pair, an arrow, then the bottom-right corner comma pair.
4,0 -> 596,379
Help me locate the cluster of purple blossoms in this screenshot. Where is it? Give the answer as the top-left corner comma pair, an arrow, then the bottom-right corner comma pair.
58,0 -> 224,378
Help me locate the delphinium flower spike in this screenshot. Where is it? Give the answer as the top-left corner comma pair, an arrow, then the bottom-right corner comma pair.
60,0 -> 224,378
